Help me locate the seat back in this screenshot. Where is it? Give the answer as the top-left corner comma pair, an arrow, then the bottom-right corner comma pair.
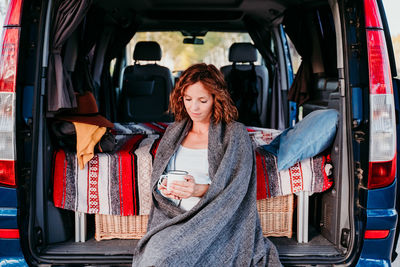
221,42 -> 269,127
120,41 -> 174,122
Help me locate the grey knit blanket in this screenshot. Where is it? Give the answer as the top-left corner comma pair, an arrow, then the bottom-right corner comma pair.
132,118 -> 281,266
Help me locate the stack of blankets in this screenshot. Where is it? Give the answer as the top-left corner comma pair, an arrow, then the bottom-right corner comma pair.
52,123 -> 333,216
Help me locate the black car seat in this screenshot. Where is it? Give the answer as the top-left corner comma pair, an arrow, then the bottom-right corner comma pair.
120,41 -> 174,122
220,42 -> 269,127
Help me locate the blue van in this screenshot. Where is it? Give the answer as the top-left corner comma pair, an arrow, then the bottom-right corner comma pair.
0,0 -> 398,265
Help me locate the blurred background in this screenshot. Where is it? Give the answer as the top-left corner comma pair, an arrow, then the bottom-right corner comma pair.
0,0 -> 7,29
383,0 -> 400,77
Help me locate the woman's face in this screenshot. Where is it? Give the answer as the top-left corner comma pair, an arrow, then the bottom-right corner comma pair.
183,81 -> 214,124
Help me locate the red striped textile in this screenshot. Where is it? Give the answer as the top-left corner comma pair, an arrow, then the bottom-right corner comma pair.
52,133 -> 162,216
52,123 -> 334,215
87,155 -> 100,213
53,149 -> 66,209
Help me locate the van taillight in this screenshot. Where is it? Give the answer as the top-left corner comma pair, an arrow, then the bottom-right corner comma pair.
364,0 -> 382,28
364,0 -> 397,189
4,0 -> 22,26
0,229 -> 20,239
364,229 -> 390,239
0,0 -> 22,187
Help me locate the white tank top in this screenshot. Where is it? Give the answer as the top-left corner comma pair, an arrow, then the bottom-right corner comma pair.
166,145 -> 211,211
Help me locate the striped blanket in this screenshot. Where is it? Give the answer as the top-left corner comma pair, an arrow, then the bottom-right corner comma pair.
247,127 -> 333,199
52,123 -> 333,216
52,123 -> 167,216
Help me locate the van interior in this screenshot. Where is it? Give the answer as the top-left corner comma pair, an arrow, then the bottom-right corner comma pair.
15,0 -> 359,265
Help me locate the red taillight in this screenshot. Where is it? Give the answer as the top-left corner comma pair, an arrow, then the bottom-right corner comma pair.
364,0 -> 383,28
366,30 -> 392,95
4,0 -> 22,26
0,28 -> 20,92
368,156 -> 396,188
0,229 -> 19,239
0,160 -> 15,186
364,0 -> 397,189
0,0 -> 22,188
364,229 -> 390,239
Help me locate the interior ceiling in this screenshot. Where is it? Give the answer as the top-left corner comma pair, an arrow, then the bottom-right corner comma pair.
94,0 -> 321,31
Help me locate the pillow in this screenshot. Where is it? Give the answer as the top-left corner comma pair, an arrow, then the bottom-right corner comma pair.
263,109 -> 339,170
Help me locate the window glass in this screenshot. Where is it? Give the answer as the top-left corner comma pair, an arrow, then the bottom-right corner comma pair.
285,34 -> 301,75
110,58 -> 116,75
126,31 -> 261,73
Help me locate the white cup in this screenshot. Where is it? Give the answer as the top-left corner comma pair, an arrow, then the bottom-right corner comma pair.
160,170 -> 188,191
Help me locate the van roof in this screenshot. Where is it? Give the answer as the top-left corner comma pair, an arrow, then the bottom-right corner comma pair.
93,0 -> 323,31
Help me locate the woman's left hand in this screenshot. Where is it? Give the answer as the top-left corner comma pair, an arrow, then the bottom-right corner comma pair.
168,175 -> 210,199
168,175 -> 196,199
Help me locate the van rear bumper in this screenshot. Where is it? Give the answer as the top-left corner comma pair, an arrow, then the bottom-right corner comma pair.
357,228 -> 396,266
357,188 -> 397,266
0,216 -> 28,266
0,187 -> 27,266
0,257 -> 28,266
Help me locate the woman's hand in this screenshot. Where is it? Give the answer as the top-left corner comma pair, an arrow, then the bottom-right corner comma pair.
168,175 -> 209,199
158,178 -> 181,200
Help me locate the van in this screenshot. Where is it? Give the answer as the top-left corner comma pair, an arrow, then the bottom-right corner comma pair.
0,0 -> 398,265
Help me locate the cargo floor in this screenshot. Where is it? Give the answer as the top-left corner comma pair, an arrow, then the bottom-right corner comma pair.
42,231 -> 340,258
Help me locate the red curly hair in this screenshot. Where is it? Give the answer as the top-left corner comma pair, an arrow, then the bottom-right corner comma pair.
169,63 -> 238,124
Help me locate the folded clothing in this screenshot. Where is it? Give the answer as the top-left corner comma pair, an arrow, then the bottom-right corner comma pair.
51,120 -> 116,153
248,126 -> 333,199
263,109 -> 339,171
52,122 -> 168,216
255,148 -> 333,199
73,122 -> 106,170
52,123 -> 333,216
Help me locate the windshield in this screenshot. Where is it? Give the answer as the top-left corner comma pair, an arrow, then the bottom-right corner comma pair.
127,31 -> 261,73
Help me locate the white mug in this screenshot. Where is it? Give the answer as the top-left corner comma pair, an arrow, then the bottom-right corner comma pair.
160,170 -> 188,191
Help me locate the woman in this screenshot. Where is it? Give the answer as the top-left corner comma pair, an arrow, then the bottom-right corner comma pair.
132,63 -> 281,266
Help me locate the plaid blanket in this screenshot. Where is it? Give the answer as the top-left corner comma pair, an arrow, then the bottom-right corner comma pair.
52,123 -> 333,215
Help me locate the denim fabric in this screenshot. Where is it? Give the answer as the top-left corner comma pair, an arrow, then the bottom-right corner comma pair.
263,109 -> 339,170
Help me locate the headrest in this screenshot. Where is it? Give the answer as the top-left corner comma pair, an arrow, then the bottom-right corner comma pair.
229,42 -> 258,63
133,41 -> 162,61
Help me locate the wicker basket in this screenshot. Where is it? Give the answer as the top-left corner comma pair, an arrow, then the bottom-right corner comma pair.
95,194 -> 294,241
256,194 -> 294,238
95,214 -> 149,241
